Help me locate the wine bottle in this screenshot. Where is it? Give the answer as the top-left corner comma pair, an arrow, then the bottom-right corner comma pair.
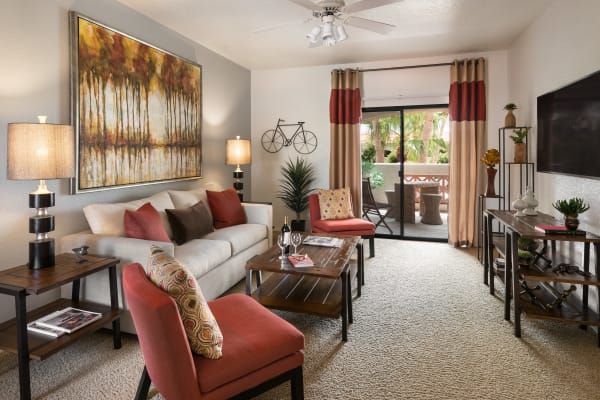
281,216 -> 291,254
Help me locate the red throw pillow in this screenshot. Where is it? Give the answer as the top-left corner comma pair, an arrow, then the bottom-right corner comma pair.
124,202 -> 171,242
206,188 -> 247,229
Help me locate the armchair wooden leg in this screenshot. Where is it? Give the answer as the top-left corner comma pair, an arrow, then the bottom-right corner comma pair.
135,366 -> 151,400
291,366 -> 304,400
369,236 -> 375,258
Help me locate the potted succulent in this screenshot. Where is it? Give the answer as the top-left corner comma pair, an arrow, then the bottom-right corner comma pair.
510,127 -> 528,163
552,197 -> 590,231
504,103 -> 517,128
277,156 -> 316,231
480,148 -> 500,197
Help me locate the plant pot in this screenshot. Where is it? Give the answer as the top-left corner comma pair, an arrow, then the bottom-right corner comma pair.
485,167 -> 497,197
504,110 -> 516,128
291,220 -> 306,232
514,143 -> 526,163
564,215 -> 579,231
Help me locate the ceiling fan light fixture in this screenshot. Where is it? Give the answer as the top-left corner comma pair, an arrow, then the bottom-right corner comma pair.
306,25 -> 322,43
335,24 -> 348,42
322,21 -> 334,40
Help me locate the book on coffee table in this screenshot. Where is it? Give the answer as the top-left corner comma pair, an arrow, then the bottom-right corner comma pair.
34,307 -> 102,334
302,235 -> 343,248
288,254 -> 315,267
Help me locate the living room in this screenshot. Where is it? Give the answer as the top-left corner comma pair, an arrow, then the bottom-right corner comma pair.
1,0 -> 600,399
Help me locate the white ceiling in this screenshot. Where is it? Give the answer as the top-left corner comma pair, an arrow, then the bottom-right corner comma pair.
114,0 -> 551,70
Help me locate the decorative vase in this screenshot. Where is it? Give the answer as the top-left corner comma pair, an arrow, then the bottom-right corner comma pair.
522,187 -> 538,216
564,215 -> 579,231
514,143 -> 526,163
512,197 -> 527,217
504,110 -> 516,128
485,167 -> 497,197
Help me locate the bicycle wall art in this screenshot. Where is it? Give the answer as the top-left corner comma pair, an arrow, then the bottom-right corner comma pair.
261,118 -> 317,154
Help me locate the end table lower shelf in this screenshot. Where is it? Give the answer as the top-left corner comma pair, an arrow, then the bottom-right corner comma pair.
0,298 -> 121,360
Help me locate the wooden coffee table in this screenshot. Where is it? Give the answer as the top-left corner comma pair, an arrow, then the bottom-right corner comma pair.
245,233 -> 361,342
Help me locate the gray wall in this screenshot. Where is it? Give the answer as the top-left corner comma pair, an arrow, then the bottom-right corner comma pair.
0,0 -> 250,321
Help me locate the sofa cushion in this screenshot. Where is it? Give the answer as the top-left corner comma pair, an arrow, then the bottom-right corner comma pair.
124,203 -> 171,242
168,188 -> 213,221
317,188 -> 354,220
84,191 -> 174,237
166,201 -> 214,245
174,239 -> 232,279
147,245 -> 223,359
206,188 -> 247,228
203,224 -> 267,256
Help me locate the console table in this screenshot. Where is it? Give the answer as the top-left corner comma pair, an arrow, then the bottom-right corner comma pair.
0,253 -> 121,400
483,210 -> 600,346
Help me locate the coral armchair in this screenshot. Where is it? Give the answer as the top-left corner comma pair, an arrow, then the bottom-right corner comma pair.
123,263 -> 305,400
308,193 -> 375,257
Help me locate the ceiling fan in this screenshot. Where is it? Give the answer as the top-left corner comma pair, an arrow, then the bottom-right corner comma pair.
256,0 -> 402,47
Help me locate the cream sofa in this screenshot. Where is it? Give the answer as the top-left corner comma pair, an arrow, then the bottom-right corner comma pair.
59,188 -> 273,333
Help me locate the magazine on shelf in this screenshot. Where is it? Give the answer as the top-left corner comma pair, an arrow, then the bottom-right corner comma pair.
534,225 -> 586,236
302,235 -> 343,248
35,307 -> 102,334
27,321 -> 65,338
288,254 -> 315,267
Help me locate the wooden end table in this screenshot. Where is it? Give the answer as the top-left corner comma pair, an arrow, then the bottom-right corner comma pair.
0,253 -> 121,400
245,233 -> 361,342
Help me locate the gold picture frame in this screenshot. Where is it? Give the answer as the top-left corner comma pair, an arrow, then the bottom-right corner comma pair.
70,12 -> 202,193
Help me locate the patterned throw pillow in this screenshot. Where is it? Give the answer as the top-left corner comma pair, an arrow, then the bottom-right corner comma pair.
317,188 -> 354,220
317,188 -> 354,219
147,245 -> 223,359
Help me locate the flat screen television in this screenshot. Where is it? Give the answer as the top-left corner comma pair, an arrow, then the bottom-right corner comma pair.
537,69 -> 600,179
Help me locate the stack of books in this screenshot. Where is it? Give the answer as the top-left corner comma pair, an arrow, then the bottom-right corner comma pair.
534,225 -> 586,236
27,307 -> 102,338
288,254 -> 315,267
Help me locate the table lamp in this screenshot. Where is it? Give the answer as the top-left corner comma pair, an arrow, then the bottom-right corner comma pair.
7,117 -> 75,269
226,136 -> 251,201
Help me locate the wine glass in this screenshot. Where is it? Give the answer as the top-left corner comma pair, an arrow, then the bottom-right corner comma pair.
290,232 -> 302,256
277,234 -> 286,260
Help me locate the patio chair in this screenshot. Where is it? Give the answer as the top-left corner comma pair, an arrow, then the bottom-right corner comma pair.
362,178 -> 393,234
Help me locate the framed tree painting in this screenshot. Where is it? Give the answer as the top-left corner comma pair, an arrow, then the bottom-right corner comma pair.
70,12 -> 202,193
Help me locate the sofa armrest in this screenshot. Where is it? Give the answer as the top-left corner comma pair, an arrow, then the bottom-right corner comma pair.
242,202 -> 273,246
60,231 -> 175,268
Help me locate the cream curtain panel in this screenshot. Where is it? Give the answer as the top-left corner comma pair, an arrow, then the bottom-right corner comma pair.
448,58 -> 487,247
329,68 -> 362,217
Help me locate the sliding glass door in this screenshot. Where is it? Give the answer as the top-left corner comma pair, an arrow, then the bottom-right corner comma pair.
361,105 -> 449,241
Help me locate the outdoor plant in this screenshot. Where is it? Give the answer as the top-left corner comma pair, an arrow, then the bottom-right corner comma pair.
504,103 -> 518,110
552,197 -> 590,217
277,157 -> 316,222
480,148 -> 500,168
510,128 -> 528,144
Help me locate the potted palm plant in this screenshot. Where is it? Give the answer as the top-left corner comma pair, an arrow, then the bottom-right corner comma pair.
277,157 -> 316,231
552,197 -> 590,231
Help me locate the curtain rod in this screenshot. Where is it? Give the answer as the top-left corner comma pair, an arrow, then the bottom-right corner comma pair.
359,62 -> 452,72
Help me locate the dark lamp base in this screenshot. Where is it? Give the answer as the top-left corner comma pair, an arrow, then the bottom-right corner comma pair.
29,239 -> 55,269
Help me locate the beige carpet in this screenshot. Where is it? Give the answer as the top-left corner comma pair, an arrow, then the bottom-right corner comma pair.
1,240 -> 600,399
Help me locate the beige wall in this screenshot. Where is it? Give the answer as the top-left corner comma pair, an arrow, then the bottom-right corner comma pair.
251,51 -> 509,227
0,0 -> 250,322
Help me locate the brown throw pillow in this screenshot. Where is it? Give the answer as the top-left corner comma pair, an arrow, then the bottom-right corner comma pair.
317,188 -> 354,220
123,202 -> 171,242
147,245 -> 223,359
165,201 -> 214,245
206,188 -> 247,228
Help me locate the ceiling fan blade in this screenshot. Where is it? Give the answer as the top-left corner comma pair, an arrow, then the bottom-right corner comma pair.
344,0 -> 403,14
345,16 -> 395,34
252,18 -> 310,34
288,0 -> 318,10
